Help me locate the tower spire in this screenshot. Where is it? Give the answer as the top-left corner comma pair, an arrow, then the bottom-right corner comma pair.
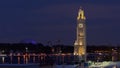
77,8 -> 86,20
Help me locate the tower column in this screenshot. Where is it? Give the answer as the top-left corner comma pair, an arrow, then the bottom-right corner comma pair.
74,8 -> 86,62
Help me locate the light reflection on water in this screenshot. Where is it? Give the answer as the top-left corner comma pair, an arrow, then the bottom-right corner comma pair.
0,53 -> 75,65
0,54 -> 120,68
0,53 -> 40,64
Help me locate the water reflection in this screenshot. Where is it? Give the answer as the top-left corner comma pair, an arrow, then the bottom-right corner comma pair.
5,53 -> 72,65
0,53 -> 41,64
2,56 -> 5,63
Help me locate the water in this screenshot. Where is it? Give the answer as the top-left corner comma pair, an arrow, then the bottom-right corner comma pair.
0,54 -> 119,68
0,55 -> 39,64
0,53 -> 75,64
0,53 -> 75,68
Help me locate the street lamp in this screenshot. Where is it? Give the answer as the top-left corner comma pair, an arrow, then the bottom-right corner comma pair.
25,47 -> 28,53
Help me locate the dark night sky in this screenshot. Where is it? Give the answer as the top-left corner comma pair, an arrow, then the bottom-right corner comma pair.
0,0 -> 120,45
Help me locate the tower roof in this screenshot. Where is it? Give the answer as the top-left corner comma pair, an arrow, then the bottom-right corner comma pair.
77,8 -> 86,20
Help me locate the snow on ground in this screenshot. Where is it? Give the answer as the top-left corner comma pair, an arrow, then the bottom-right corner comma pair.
1,61 -> 120,68
89,61 -> 120,68
55,61 -> 120,68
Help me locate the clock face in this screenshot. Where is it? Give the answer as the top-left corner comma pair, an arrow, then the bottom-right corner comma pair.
79,24 -> 83,28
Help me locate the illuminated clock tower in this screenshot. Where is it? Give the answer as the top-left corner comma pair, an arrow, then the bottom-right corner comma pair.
74,8 -> 86,62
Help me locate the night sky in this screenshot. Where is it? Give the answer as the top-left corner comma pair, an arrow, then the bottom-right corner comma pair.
0,0 -> 120,45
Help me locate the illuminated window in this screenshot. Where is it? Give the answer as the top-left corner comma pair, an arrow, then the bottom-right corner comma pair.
79,42 -> 82,45
80,33 -> 84,36
79,47 -> 85,56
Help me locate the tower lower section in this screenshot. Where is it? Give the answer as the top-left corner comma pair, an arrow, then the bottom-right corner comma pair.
74,41 -> 86,62
74,8 -> 86,63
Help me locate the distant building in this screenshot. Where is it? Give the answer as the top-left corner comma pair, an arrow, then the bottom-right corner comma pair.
20,39 -> 37,44
0,43 -> 43,54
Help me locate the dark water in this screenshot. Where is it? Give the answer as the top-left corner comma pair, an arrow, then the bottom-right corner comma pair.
0,55 -> 75,65
0,56 -> 39,64
39,55 -> 75,66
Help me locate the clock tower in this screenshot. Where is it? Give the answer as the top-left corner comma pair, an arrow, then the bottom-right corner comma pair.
74,8 -> 86,62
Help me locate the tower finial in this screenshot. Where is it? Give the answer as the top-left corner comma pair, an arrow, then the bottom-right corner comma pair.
80,6 -> 82,9
77,7 -> 86,20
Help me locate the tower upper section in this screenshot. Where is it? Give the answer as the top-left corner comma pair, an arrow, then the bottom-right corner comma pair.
77,8 -> 86,20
